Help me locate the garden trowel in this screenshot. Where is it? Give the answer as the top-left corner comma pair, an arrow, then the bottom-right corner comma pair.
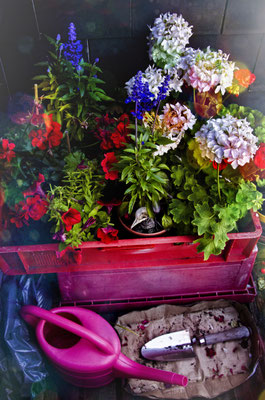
141,326 -> 250,361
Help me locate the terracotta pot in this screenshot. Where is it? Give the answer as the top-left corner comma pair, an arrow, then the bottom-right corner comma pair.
118,214 -> 167,238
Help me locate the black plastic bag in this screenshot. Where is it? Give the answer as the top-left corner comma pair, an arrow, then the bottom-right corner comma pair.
0,272 -> 59,400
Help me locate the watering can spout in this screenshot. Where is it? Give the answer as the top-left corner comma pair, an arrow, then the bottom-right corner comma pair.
114,353 -> 188,387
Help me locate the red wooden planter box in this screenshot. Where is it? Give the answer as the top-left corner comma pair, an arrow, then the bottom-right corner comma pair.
0,210 -> 261,276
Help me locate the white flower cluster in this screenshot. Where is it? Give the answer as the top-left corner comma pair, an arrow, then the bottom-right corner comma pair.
154,103 -> 196,156
195,114 -> 258,169
148,12 -> 193,69
183,47 -> 236,95
125,65 -> 183,99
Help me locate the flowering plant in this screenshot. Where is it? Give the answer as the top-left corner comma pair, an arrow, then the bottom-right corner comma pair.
0,14 -> 264,260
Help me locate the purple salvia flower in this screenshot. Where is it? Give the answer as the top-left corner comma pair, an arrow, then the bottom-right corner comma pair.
63,22 -> 83,69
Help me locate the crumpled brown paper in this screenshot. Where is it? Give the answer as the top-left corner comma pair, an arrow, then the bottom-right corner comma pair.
115,300 -> 261,399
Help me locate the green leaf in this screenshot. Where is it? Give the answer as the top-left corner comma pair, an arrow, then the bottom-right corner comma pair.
194,235 -> 222,261
162,214 -> 173,229
169,199 -> 192,224
156,136 -> 175,145
192,203 -> 214,235
34,61 -> 49,67
128,194 -> 137,214
32,74 -> 48,81
77,103 -> 83,118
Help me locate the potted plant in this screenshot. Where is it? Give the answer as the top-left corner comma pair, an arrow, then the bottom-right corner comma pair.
0,13 -> 263,276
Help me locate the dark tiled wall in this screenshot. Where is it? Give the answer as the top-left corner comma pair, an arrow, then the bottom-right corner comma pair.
1,0 -> 265,112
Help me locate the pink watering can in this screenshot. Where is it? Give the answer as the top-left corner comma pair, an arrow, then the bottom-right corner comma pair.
21,305 -> 188,388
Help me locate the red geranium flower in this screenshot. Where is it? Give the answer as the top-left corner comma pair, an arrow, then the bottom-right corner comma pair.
254,143 -> 265,169
111,121 -> 129,148
23,173 -> 46,198
234,69 -> 256,88
101,152 -> 119,180
97,128 -> 114,150
212,159 -> 229,171
10,201 -> 28,228
43,114 -> 63,148
0,139 -> 16,162
29,129 -> 47,150
30,113 -> 44,126
62,208 -> 81,231
97,225 -> 119,243
22,195 -> 48,221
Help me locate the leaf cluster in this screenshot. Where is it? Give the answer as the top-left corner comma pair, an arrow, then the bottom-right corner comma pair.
34,35 -> 113,141
118,129 -> 170,215
168,160 -> 263,260
47,152 -> 110,248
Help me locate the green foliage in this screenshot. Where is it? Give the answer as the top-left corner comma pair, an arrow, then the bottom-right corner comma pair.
34,35 -> 113,141
118,128 -> 170,215
47,153 -> 110,248
168,160 -> 263,260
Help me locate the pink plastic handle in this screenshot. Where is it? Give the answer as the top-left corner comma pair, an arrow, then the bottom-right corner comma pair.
115,353 -> 188,387
21,305 -> 113,355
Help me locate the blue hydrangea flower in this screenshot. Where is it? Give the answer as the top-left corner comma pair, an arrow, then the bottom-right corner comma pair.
63,22 -> 83,69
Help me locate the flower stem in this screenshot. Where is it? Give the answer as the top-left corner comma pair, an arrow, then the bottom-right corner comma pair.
135,101 -> 138,148
151,99 -> 161,135
193,88 -> 196,107
66,131 -> 71,153
217,163 -> 221,201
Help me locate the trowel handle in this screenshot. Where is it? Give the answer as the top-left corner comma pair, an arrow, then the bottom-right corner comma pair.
21,305 -> 113,355
202,326 -> 250,346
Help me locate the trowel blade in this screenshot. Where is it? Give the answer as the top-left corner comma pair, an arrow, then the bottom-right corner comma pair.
141,330 -> 195,361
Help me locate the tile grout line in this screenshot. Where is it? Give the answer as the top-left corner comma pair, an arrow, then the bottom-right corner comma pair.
0,55 -> 11,99
220,0 -> 229,34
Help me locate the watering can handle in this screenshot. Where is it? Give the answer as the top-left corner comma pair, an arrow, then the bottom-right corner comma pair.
20,305 -> 113,355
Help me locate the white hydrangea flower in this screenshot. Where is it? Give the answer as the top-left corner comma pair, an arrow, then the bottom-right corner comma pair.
195,114 -> 258,168
125,65 -> 171,99
154,102 -> 196,156
148,13 -> 193,69
183,47 -> 236,95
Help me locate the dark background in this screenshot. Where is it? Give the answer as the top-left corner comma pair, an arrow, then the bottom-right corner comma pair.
1,0 -> 265,113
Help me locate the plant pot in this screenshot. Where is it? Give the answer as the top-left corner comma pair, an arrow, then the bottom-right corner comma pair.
117,205 -> 167,237
118,214 -> 166,238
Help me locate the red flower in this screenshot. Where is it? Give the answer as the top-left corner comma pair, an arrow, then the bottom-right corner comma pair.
0,139 -> 16,162
30,113 -> 44,126
111,121 -> 129,148
43,114 -> 63,148
29,129 -> 47,150
22,195 -> 48,221
97,199 -> 122,214
23,173 -> 46,198
97,226 -> 119,243
56,247 -> 82,264
234,69 -> 256,88
212,159 -> 229,171
97,128 -> 114,150
62,208 -> 81,231
101,152 -> 118,180
10,201 -> 28,228
254,143 -> 265,169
